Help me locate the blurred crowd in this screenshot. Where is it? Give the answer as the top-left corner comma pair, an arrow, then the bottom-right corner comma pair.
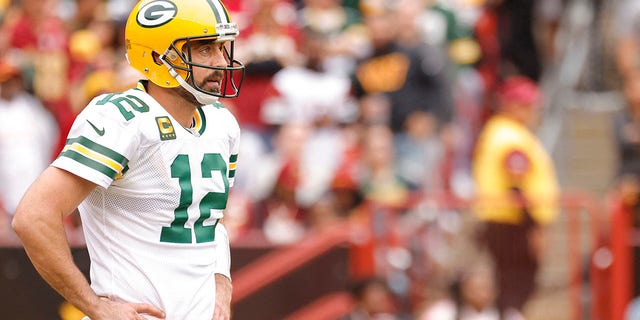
4,0 -> 640,318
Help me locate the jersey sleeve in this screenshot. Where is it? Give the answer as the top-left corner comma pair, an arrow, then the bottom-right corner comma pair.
213,222 -> 231,279
226,110 -> 241,188
52,94 -> 141,188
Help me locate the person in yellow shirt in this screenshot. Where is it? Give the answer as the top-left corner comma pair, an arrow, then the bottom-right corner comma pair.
472,75 -> 559,319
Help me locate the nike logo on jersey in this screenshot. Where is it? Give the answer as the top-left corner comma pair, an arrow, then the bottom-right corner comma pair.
87,120 -> 105,136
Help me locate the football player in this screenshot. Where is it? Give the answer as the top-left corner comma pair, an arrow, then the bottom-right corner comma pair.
12,0 -> 244,319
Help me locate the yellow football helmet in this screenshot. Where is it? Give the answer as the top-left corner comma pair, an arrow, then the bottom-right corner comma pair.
125,0 -> 244,103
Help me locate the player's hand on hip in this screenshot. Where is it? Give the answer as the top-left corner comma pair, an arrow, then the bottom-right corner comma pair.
212,302 -> 231,320
90,297 -> 166,319
213,274 -> 232,320
212,291 -> 231,320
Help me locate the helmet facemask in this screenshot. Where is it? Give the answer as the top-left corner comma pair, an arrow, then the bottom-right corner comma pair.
161,35 -> 245,104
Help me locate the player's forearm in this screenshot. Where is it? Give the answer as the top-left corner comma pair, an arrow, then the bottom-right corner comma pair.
214,273 -> 232,320
12,167 -> 102,316
215,273 -> 232,304
213,222 -> 232,319
16,214 -> 102,316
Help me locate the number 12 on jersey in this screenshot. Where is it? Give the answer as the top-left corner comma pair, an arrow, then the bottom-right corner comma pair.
161,153 -> 229,244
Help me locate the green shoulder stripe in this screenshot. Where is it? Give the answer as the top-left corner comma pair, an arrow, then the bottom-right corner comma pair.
66,136 -> 128,166
60,136 -> 129,179
60,149 -> 119,179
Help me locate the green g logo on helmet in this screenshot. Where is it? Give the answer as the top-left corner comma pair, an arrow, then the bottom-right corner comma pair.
136,0 -> 177,28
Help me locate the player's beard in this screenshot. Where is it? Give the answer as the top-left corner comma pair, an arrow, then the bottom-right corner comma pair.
174,69 -> 225,105
173,86 -> 196,106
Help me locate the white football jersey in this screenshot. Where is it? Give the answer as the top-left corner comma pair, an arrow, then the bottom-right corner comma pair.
52,81 -> 239,319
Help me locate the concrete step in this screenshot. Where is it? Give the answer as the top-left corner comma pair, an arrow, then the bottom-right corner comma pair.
555,107 -> 619,194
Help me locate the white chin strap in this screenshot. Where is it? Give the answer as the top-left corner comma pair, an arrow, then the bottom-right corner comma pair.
163,59 -> 219,105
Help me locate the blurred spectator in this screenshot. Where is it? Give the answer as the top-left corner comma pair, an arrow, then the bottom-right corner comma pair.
298,0 -> 368,75
252,118 -> 360,240
261,28 -> 357,126
475,0 -> 541,85
65,0 -> 105,32
306,193 -> 342,232
250,122 -> 311,244
67,16 -> 124,106
358,93 -> 390,126
472,76 -> 559,319
353,2 -> 459,196
394,110 -> 446,191
4,0 -> 74,155
390,0 -> 452,192
414,0 -> 484,197
72,68 -> 117,112
66,1 -> 136,112
329,155 -> 365,218
361,124 -> 410,208
474,0 -> 563,122
262,157 -> 308,243
233,0 -> 300,132
225,130 -> 270,242
260,28 -> 358,208
346,124 -> 408,281
352,4 -> 455,134
0,61 -> 57,238
418,265 -> 500,320
341,277 -> 399,320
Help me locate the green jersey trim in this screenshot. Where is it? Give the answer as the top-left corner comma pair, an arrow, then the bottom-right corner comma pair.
193,107 -> 207,136
60,136 -> 130,179
228,154 -> 237,178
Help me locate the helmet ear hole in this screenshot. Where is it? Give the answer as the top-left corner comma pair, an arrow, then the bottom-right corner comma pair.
152,52 -> 163,66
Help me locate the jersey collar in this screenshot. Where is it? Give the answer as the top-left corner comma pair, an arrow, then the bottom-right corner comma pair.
136,80 -> 207,136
